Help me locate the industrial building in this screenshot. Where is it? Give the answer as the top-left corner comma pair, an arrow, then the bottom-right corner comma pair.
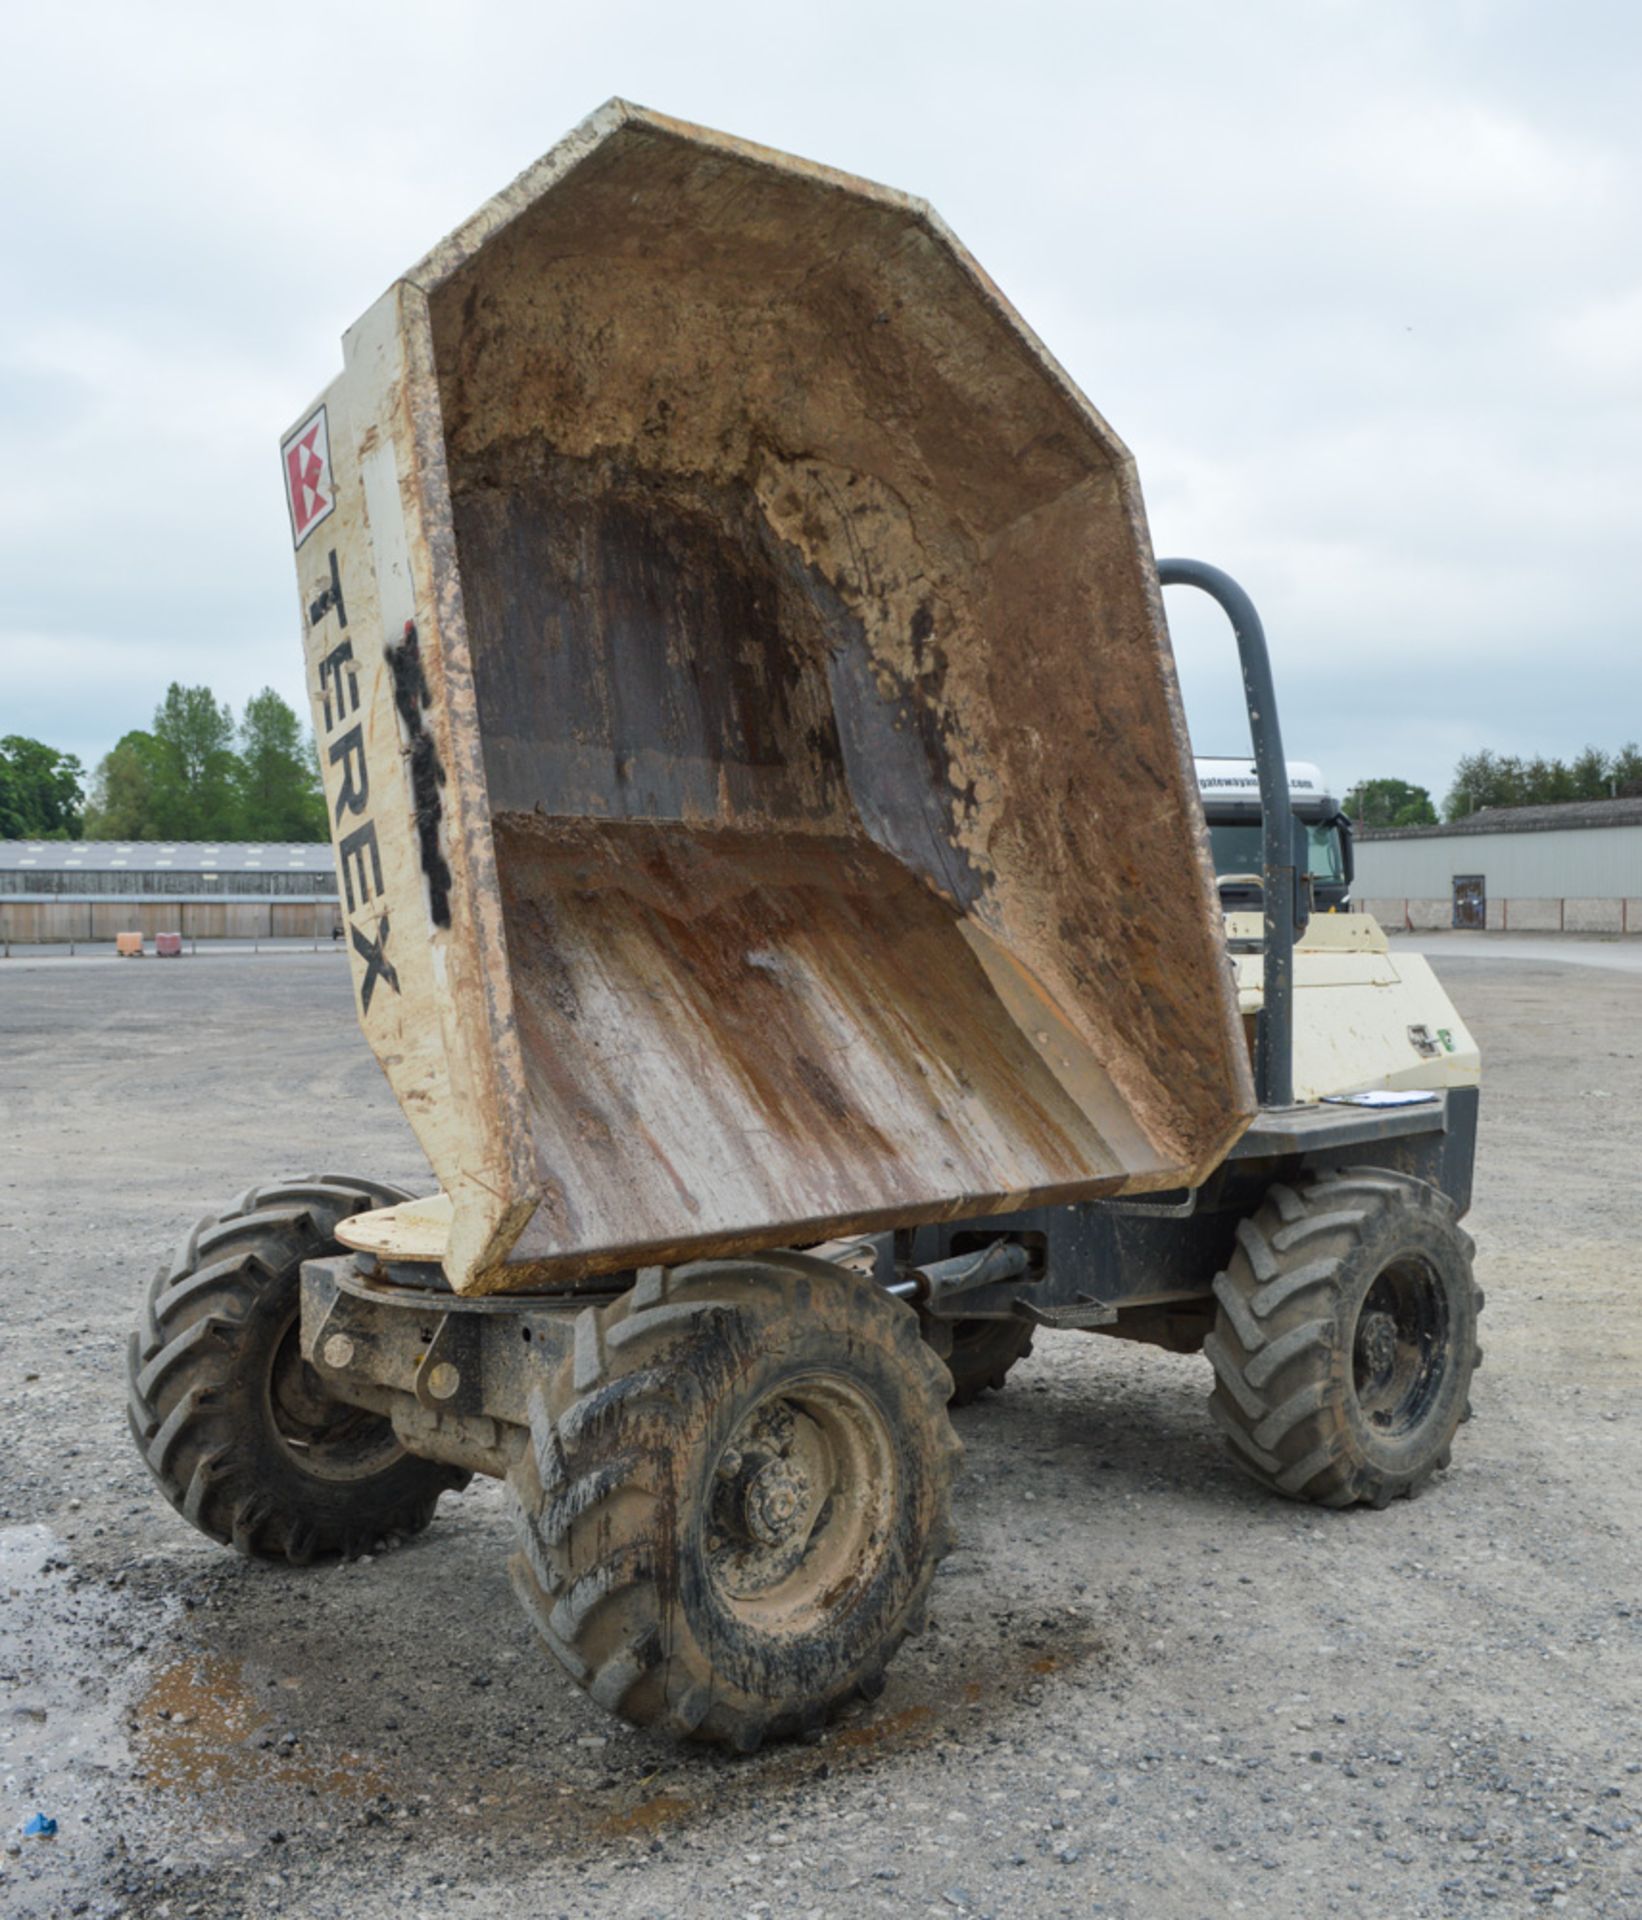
1355,797 -> 1642,932
0,841 -> 338,943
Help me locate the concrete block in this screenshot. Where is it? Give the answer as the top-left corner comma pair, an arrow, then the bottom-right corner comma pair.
1563,898 -> 1622,933
1360,898 -> 1410,927
1504,899 -> 1562,932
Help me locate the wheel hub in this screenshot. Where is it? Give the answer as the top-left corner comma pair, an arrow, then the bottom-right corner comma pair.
705,1374 -> 894,1625
268,1317 -> 404,1480
740,1458 -> 809,1546
712,1401 -> 824,1559
1350,1258 -> 1452,1437
1354,1309 -> 1398,1385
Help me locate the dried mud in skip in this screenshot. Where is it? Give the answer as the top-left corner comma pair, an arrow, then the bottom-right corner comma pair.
1,941 -> 1638,1919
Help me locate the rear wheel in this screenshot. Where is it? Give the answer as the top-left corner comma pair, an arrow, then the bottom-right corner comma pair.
1204,1168 -> 1481,1508
942,1318 -> 1035,1405
128,1176 -> 469,1562
508,1256 -> 960,1749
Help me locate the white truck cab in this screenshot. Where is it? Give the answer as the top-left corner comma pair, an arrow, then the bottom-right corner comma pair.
1195,756 -> 1354,912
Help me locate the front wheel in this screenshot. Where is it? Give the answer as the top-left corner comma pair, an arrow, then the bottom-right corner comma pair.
1204,1168 -> 1481,1508
507,1256 -> 960,1749
128,1176 -> 469,1563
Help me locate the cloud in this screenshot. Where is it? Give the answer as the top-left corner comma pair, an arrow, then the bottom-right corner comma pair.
1331,94 -> 1615,217
1552,286 -> 1642,394
3,0 -> 1639,810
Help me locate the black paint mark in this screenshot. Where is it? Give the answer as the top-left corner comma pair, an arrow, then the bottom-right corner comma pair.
909,599 -> 935,666
353,913 -> 400,1011
384,620 -> 453,928
308,548 -> 348,630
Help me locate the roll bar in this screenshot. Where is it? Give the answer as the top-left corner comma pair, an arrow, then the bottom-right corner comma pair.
1156,558 -> 1297,1109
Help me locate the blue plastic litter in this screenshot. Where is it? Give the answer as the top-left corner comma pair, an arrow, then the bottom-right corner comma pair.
22,1813 -> 58,1838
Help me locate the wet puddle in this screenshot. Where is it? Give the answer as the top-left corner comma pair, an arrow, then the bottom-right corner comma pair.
1,1524 -> 391,1913
599,1789 -> 695,1836
828,1703 -> 935,1749
2,1517 -> 1113,1908
133,1653 -> 387,1800
0,1525 -> 142,1903
579,1625 -> 1109,1846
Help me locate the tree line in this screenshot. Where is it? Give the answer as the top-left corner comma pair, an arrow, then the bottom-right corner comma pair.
1442,744 -> 1642,819
1345,742 -> 1642,830
0,685 -> 326,843
9,701 -> 1642,844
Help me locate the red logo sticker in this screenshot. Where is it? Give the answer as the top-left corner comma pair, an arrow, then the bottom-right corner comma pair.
281,405 -> 335,548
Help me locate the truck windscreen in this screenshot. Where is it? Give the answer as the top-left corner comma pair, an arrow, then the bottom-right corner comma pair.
1209,821 -> 1344,884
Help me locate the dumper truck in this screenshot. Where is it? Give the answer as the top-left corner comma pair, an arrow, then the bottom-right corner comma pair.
128,101 -> 1483,1751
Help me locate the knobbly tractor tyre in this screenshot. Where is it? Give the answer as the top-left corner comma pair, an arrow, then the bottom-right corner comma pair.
941,1317 -> 1035,1406
1204,1168 -> 1482,1509
128,1176 -> 469,1563
507,1256 -> 960,1750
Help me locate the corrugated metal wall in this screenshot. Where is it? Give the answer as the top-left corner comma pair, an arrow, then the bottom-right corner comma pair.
0,899 -> 338,942
0,869 -> 336,897
1356,825 -> 1642,900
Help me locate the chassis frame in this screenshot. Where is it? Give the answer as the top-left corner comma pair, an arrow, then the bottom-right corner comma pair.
299,1084 -> 1478,1480
296,560 -> 1479,1481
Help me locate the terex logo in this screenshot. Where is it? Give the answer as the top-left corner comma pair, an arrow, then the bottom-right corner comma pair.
309,555 -> 401,1015
281,405 -> 335,547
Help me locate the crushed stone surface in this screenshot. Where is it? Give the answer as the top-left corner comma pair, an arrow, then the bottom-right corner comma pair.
0,951 -> 1637,1918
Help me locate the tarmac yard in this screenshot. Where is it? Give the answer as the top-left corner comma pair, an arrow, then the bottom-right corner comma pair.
1,945 -> 1638,1920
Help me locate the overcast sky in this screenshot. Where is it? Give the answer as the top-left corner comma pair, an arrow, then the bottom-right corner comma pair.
4,0 -> 1639,810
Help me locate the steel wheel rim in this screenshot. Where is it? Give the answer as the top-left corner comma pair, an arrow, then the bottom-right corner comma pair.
705,1371 -> 895,1634
1350,1256 -> 1451,1438
266,1313 -> 405,1481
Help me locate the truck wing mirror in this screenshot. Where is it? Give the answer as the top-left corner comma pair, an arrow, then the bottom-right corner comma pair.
1292,816 -> 1314,936
1333,811 -> 1356,888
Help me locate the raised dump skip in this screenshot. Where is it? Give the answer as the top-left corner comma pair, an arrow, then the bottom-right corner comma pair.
283,101 -> 1255,1293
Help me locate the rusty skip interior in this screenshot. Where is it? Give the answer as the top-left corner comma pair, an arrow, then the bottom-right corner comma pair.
418,114 -> 1253,1276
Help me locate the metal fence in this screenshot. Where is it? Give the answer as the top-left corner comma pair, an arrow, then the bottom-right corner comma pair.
0,896 -> 339,944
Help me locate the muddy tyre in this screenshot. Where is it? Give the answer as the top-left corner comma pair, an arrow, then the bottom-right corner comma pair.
942,1318 -> 1035,1405
128,1176 -> 469,1563
1204,1168 -> 1481,1509
508,1256 -> 960,1750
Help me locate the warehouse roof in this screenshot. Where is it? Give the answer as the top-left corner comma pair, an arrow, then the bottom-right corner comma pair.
1360,796 -> 1642,842
0,840 -> 334,872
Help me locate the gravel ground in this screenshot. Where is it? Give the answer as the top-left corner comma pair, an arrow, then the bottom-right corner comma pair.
0,948 -> 1637,1920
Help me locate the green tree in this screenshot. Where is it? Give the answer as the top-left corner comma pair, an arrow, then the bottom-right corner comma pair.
1343,777 -> 1438,829
84,731 -> 164,839
1448,742 -> 1642,818
1613,742 -> 1642,798
1494,755 -> 1529,808
234,689 -> 327,840
1445,751 -> 1496,820
0,736 -> 85,838
149,683 -> 238,838
1568,746 -> 1612,801
1523,756 -> 1573,805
